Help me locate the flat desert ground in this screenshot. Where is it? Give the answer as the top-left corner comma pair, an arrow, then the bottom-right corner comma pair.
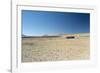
22,33 -> 90,62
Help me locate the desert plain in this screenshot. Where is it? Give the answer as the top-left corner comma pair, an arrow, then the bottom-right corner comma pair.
22,33 -> 90,62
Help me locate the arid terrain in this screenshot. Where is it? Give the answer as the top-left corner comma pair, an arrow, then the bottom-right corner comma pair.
22,33 -> 90,62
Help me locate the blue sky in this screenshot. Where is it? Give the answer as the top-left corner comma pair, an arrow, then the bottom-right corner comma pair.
22,10 -> 90,36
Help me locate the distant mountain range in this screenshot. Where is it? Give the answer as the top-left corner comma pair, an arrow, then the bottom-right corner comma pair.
22,33 -> 89,38
22,34 -> 28,37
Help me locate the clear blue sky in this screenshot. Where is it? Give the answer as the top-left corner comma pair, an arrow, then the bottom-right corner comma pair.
22,10 -> 90,36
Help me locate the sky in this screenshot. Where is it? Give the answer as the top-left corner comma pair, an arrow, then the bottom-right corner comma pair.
22,10 -> 90,36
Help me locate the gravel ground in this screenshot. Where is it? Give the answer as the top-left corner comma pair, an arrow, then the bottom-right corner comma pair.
22,35 -> 90,62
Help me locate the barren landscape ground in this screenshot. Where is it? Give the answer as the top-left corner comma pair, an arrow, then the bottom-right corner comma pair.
22,33 -> 90,62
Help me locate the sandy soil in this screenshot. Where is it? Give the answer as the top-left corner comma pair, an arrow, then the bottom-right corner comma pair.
22,34 -> 90,62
